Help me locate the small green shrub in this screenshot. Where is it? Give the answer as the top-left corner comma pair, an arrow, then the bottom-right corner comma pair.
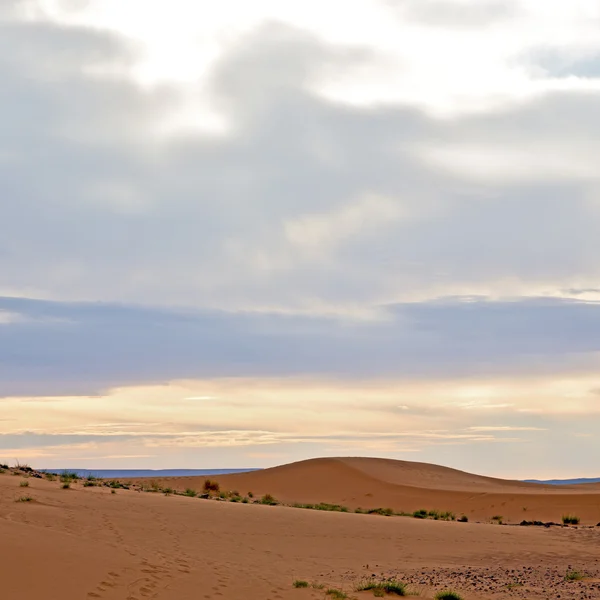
562,514 -> 580,525
163,487 -> 174,496
20,480 -> 29,487
325,588 -> 347,599
357,579 -> 408,596
293,580 -> 309,588
413,509 -> 428,519
45,472 -> 56,481
565,570 -> 584,582
183,488 -> 197,497
492,515 -> 503,524
62,482 -> 70,489
435,591 -> 464,600
259,493 -> 279,505
368,507 -> 394,516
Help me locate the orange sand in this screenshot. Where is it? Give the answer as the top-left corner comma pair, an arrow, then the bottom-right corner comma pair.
1,458 -> 599,600
139,457 -> 600,525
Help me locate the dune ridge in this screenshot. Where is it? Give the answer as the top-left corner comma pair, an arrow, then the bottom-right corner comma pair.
2,460 -> 600,599
136,457 -> 600,524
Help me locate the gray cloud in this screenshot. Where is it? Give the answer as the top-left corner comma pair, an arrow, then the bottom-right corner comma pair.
1,15 -> 599,313
2,295 -> 600,397
2,12 -> 600,398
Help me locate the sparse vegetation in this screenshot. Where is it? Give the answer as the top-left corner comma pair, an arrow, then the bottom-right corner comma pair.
203,479 -> 220,494
62,482 -> 71,489
565,570 -> 584,582
492,515 -> 503,524
259,493 -> 279,505
435,591 -> 464,600
325,588 -> 348,599
0,463 -> 9,469
15,461 -> 32,472
16,495 -> 33,502
366,507 -> 394,516
357,578 -> 408,596
45,472 -> 56,481
562,514 -> 580,525
163,487 -> 174,496
20,480 -> 29,487
83,480 -> 96,487
413,509 -> 455,521
293,580 -> 309,588
458,515 -> 469,523
183,488 -> 197,497
292,502 -> 349,512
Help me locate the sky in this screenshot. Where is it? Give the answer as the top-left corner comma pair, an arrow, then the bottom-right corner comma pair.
2,0 -> 600,477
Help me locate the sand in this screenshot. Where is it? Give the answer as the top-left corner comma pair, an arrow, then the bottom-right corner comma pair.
1,458 -> 599,600
136,457 -> 600,525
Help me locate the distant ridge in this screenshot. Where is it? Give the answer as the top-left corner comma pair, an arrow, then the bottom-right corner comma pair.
524,477 -> 600,485
41,468 -> 259,479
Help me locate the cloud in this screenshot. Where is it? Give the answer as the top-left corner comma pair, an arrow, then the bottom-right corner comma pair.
1,11 -> 600,316
389,0 -> 516,28
3,295 -> 600,396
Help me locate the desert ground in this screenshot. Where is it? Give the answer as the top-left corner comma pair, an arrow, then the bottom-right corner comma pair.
1,458 -> 599,600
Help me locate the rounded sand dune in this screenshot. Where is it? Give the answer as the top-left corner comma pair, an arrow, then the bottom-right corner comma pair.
140,457 -> 600,524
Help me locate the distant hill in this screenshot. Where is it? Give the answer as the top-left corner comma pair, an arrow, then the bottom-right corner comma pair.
524,477 -> 600,485
129,457 -> 600,524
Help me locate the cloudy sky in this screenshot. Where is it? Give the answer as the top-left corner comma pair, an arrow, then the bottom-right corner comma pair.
2,0 -> 600,477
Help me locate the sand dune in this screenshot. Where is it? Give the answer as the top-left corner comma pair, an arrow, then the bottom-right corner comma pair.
140,457 -> 600,525
2,464 -> 600,600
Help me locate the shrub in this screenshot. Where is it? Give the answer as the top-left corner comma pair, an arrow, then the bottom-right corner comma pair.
293,580 -> 309,588
367,507 -> 394,516
357,579 -> 408,596
203,479 -> 220,493
562,514 -> 580,525
292,502 -> 348,512
16,495 -> 33,502
458,515 -> 469,523
247,491 -> 254,498
184,488 -> 197,497
325,588 -> 347,599
83,480 -> 96,487
163,487 -> 174,496
565,570 -> 584,582
45,472 -> 56,481
62,482 -> 70,489
413,509 -> 428,519
435,592 -> 464,600
259,493 -> 279,505
440,511 -> 456,521
20,480 -> 29,487
492,515 -> 503,524
0,463 -> 9,469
